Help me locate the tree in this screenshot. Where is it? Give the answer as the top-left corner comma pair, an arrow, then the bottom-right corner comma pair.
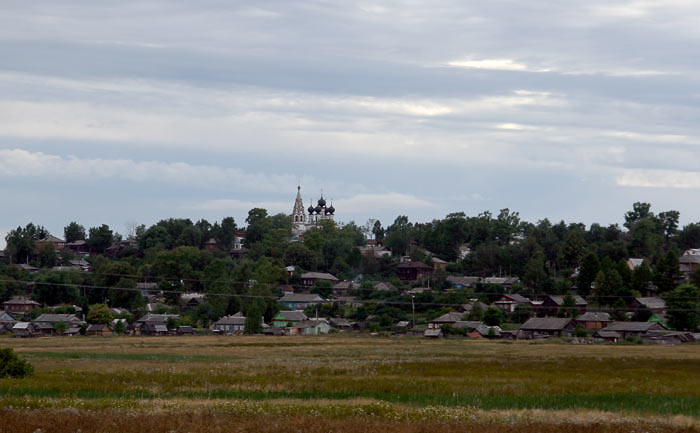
664,283 -> 700,331
624,202 -> 653,230
244,306 -> 263,334
557,294 -> 578,318
372,220 -> 385,242
310,280 -> 333,299
4,223 -> 48,264
0,348 -> 34,378
64,222 -> 86,243
511,303 -> 532,323
215,217 -> 237,251
139,226 -> 171,250
87,304 -> 113,324
37,242 -> 56,268
113,320 -> 126,334
88,224 -> 114,254
467,303 -> 484,321
483,306 -> 503,326
578,253 -> 600,296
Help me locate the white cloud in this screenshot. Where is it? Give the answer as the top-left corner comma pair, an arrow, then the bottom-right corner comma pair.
187,192 -> 437,216
447,58 -> 552,73
0,148 -> 306,193
335,193 -> 436,214
616,169 -> 700,189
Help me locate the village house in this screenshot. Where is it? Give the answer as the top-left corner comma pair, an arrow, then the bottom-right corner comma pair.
2,296 -> 41,316
431,257 -> 449,272
34,313 -> 84,328
329,317 -> 356,330
447,276 -> 480,289
482,276 -> 520,288
594,330 -> 621,342
12,321 -> 36,338
300,272 -> 339,288
177,325 -> 195,336
427,311 -> 465,329
629,297 -> 666,316
457,300 -> 489,315
36,235 -> 66,251
271,310 -> 307,328
213,313 -> 247,334
679,248 -> 700,276
288,319 -> 331,336
65,240 -> 91,256
575,311 -> 611,330
86,323 -> 113,336
626,258 -> 645,270
518,317 -> 575,338
279,293 -> 325,310
396,261 -> 433,281
332,280 -> 353,295
357,244 -> 392,258
15,264 -> 39,273
373,281 -> 397,292
492,294 -> 531,313
600,321 -> 668,339
540,295 -> 588,317
332,296 -> 363,308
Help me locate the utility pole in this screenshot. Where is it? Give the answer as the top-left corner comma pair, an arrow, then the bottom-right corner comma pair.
411,295 -> 416,329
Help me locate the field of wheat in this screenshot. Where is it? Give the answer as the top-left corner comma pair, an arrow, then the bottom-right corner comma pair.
0,335 -> 698,432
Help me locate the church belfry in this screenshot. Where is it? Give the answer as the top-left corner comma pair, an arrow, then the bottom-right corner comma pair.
291,186 -> 336,236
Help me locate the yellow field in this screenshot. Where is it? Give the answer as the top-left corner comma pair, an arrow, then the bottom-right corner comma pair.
0,335 -> 699,432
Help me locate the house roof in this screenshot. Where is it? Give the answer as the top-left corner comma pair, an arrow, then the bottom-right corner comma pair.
679,253 -> 700,264
453,320 -> 483,330
136,313 -> 180,323
430,311 -> 465,323
602,321 -> 666,332
627,258 -> 644,268
300,272 -> 339,281
215,315 -> 246,325
423,328 -> 443,337
280,293 -> 325,302
373,282 -> 396,291
153,324 -> 169,332
547,295 -> 588,306
633,297 -> 666,310
431,257 -> 448,264
34,313 -> 81,323
39,235 -> 65,243
2,296 -> 40,306
483,276 -> 520,285
87,323 -> 109,331
447,276 -> 480,287
333,281 -> 353,290
576,311 -> 611,322
595,330 -> 621,338
293,319 -> 328,329
521,317 -> 573,331
273,310 -> 307,322
497,294 -> 531,304
329,317 -> 352,327
13,322 -> 31,330
397,261 -> 432,270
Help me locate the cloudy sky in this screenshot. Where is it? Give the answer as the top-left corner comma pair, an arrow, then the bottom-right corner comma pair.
2,1 -> 700,246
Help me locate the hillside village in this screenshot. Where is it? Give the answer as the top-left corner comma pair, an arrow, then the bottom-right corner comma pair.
1,196 -> 699,344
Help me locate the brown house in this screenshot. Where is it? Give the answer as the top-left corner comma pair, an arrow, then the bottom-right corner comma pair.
86,323 -> 113,336
396,261 -> 433,281
575,311 -> 611,330
541,295 -> 588,317
493,294 -> 531,313
519,317 -> 575,338
600,321 -> 668,339
300,272 -> 339,288
2,296 -> 41,315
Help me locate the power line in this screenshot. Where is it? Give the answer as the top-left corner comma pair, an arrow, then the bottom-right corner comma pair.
3,279 -> 699,312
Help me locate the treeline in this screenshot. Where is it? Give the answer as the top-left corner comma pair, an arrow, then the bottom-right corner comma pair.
1,202 -> 699,328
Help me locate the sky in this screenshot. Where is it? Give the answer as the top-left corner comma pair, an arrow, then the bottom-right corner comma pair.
2,1 -> 700,247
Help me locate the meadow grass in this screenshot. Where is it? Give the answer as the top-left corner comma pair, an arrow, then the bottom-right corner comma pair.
0,335 -> 699,431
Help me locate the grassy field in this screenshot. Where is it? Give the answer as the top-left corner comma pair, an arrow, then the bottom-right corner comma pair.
0,335 -> 699,432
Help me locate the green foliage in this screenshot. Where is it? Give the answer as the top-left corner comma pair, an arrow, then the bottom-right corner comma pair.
311,280 -> 333,298
64,222 -> 86,243
4,223 -> 48,264
87,224 -> 114,254
244,307 -> 263,334
557,294 -> 578,318
37,242 -> 57,268
0,348 -> 33,378
574,324 -> 588,338
113,320 -> 126,334
664,283 -> 700,331
511,303 -> 532,323
33,270 -> 81,306
87,304 -> 113,324
483,307 -> 503,326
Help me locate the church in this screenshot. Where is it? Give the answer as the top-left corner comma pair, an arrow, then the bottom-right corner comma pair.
291,186 -> 335,236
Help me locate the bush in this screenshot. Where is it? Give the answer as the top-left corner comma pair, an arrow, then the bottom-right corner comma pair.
0,348 -> 34,378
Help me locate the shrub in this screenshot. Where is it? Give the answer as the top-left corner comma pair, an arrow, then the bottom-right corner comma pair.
0,348 -> 34,378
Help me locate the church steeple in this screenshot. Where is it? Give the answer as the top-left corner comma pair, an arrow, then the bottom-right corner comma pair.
292,185 -> 305,223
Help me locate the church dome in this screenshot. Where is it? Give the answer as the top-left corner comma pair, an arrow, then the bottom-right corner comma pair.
327,204 -> 335,214
307,205 -> 315,214
315,205 -> 323,214
317,196 -> 326,207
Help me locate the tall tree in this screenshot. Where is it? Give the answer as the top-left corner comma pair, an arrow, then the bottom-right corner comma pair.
64,222 -> 86,243
88,224 -> 114,254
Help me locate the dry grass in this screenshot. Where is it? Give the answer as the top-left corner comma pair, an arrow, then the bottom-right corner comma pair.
0,335 -> 699,431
